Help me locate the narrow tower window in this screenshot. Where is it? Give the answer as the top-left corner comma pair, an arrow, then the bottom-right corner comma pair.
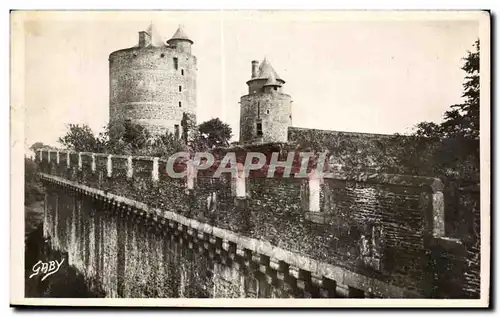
179,85 -> 182,92
266,109 -> 270,115
173,57 -> 178,70
179,101 -> 182,108
174,125 -> 180,139
181,69 -> 184,76
256,122 -> 263,136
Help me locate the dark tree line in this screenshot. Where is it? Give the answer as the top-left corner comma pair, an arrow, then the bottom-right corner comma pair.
413,39 -> 479,140
396,39 -> 480,181
55,118 -> 233,158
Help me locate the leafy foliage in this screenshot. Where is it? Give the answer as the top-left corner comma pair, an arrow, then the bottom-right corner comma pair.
404,39 -> 480,180
413,39 -> 480,140
98,121 -> 152,155
58,120 -> 192,157
29,142 -> 53,151
25,158 -> 44,205
198,118 -> 233,149
58,124 -> 103,152
146,131 -> 186,157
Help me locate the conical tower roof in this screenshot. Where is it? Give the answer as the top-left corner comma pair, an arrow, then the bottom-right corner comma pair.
167,24 -> 193,44
253,58 -> 284,83
264,72 -> 282,87
146,22 -> 167,47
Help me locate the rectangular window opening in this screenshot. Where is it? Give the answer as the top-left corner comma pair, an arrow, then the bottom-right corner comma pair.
173,57 -> 178,70
179,85 -> 182,92
179,101 -> 182,108
174,124 -> 180,139
256,122 -> 263,136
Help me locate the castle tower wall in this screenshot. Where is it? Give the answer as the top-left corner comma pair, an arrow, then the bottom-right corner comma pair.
109,26 -> 197,137
239,91 -> 292,144
239,58 -> 292,144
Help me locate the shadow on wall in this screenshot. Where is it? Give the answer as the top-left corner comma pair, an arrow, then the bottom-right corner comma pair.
25,226 -> 104,298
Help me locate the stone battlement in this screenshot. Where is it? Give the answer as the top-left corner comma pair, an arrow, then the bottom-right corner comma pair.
36,148 -> 476,298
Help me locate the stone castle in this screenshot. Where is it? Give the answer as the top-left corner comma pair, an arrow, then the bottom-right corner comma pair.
109,24 -> 197,138
33,23 -> 480,300
108,24 -> 295,144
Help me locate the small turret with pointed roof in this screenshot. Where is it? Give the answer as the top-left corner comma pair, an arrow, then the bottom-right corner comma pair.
167,24 -> 194,54
257,58 -> 283,82
246,57 -> 285,94
239,56 -> 292,144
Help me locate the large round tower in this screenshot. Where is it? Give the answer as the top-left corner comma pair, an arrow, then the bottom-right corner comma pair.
109,24 -> 197,138
239,58 -> 292,144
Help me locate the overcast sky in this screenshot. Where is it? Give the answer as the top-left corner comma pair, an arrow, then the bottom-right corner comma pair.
22,11 -> 479,149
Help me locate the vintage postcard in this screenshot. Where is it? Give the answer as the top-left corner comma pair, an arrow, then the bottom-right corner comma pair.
10,10 -> 490,307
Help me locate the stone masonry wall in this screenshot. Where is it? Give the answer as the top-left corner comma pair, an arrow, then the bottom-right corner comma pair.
240,92 -> 292,144
37,148 -> 477,298
287,127 -> 397,173
287,127 -> 479,242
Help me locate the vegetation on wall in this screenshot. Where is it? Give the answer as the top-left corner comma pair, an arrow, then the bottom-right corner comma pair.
25,158 -> 44,206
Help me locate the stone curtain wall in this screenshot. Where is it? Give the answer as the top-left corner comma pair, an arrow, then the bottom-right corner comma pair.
426,185 -> 481,299
461,185 -> 481,299
43,182 -> 229,298
287,127 -> 480,240
37,149 -> 477,298
287,127 -> 398,173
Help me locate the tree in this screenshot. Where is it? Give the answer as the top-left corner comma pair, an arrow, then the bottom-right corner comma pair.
30,142 -> 51,151
146,131 -> 185,157
413,39 -> 480,140
440,40 -> 480,139
391,39 -> 481,179
58,124 -> 101,152
413,122 -> 443,139
121,121 -> 151,152
197,118 -> 233,149
100,121 -> 152,155
187,129 -> 210,153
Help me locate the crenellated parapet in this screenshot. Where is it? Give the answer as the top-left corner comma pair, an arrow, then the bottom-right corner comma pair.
41,173 -> 424,298
36,148 -> 475,298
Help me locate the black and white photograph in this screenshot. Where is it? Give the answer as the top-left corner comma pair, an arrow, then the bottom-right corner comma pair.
10,10 -> 490,307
